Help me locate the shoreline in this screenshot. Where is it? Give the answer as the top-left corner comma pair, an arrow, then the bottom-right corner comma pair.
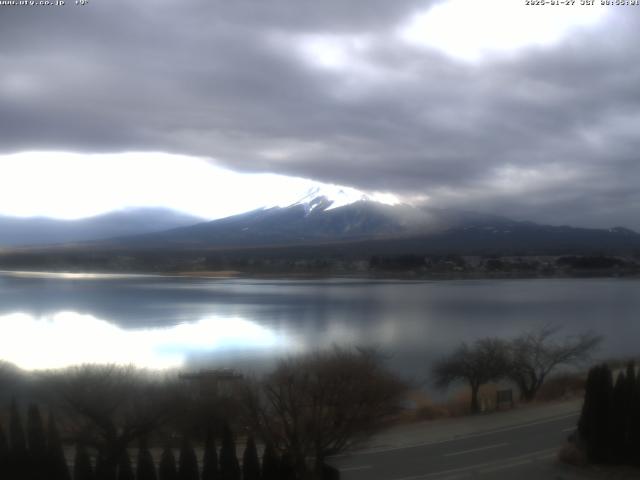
0,268 -> 639,282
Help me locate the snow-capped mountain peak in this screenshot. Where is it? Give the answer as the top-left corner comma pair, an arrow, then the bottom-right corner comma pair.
289,184 -> 400,214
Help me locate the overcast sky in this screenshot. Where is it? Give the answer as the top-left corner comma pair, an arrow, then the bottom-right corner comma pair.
1,0 -> 639,228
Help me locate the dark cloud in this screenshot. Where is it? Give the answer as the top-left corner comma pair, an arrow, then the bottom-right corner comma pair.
1,1 -> 639,228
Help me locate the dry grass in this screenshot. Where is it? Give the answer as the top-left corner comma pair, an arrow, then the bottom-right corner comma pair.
557,442 -> 588,467
401,384 -> 504,422
400,374 -> 587,425
535,372 -> 586,403
445,384 -> 501,416
414,404 -> 450,421
388,390 -> 448,424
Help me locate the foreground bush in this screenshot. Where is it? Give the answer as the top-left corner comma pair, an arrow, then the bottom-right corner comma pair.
574,362 -> 640,466
0,403 -> 71,480
243,347 -> 405,479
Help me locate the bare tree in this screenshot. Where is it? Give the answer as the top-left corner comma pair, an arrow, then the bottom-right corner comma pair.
432,338 -> 510,414
507,326 -> 602,401
45,365 -> 179,475
242,347 -> 407,480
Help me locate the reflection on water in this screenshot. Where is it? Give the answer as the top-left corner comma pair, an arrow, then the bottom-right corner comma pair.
0,311 -> 288,370
0,270 -> 154,280
0,273 -> 639,378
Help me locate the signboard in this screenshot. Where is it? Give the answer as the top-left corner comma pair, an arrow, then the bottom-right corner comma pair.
496,389 -> 514,409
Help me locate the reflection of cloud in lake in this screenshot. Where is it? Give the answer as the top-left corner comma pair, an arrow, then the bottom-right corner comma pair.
0,312 -> 288,370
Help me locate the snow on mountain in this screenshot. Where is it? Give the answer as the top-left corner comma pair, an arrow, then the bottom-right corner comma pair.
288,185 -> 400,213
100,186 -> 436,250
250,181 -> 402,217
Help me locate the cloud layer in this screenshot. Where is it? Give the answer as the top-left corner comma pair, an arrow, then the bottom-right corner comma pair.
1,1 -> 639,228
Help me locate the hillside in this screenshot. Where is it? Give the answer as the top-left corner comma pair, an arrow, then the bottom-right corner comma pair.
0,208 -> 205,246
0,197 -> 639,276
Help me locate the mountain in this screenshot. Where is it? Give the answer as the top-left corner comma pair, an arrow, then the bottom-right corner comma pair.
0,208 -> 205,246
104,195 -> 442,248
1,196 -> 639,274
102,195 -> 640,256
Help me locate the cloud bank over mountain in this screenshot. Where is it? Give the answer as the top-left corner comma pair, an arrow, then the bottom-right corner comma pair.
1,1 -> 638,228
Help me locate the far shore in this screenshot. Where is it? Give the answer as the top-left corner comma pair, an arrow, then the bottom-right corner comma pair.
0,268 -> 639,282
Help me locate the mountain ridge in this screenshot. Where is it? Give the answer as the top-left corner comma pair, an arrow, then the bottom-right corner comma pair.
2,196 -> 639,259
0,208 -> 206,247
92,196 -> 640,256
1,198 -> 639,274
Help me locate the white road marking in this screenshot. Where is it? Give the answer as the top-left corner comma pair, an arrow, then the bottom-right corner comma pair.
387,448 -> 557,480
562,427 -> 575,433
340,465 -> 372,472
479,452 -> 555,474
443,442 -> 508,457
334,411 -> 579,457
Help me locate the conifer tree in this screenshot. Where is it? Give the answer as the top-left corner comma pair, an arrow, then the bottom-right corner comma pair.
218,425 -> 240,480
9,399 -> 27,459
242,436 -> 260,480
578,366 -> 596,435
279,451 -> 296,480
7,399 -> 28,480
632,367 -> 640,466
26,405 -> 47,480
321,463 -> 341,480
596,364 -> 613,463
621,362 -> 636,462
0,423 -> 9,478
96,450 -> 117,480
47,413 -> 71,480
27,405 -> 47,460
136,439 -> 158,480
95,451 -> 106,480
624,361 -> 636,399
117,450 -> 135,480
610,371 -> 627,463
578,366 -> 599,461
578,364 -> 613,463
73,444 -> 95,480
201,431 -> 219,480
261,444 -> 279,480
159,446 -> 179,480
178,436 -> 199,480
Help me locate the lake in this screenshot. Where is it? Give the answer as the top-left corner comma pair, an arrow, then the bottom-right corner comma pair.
0,272 -> 638,384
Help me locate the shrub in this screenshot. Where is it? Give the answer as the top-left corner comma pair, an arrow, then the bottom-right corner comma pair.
557,442 -> 587,467
575,363 -> 640,465
47,413 -> 71,480
242,436 -> 260,480
178,437 -> 198,480
201,431 -> 218,480
261,444 -> 279,480
218,424 -> 239,480
136,439 -> 158,480
159,446 -> 178,480
414,404 -> 449,421
536,373 -> 586,402
117,451 -> 135,480
73,444 -> 94,480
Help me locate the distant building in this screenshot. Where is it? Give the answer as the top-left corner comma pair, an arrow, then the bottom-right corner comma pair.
179,368 -> 244,398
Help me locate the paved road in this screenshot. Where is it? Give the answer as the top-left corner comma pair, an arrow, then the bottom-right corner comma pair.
330,412 -> 581,480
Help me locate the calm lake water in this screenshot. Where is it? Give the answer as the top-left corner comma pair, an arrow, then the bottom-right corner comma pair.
0,272 -> 638,383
